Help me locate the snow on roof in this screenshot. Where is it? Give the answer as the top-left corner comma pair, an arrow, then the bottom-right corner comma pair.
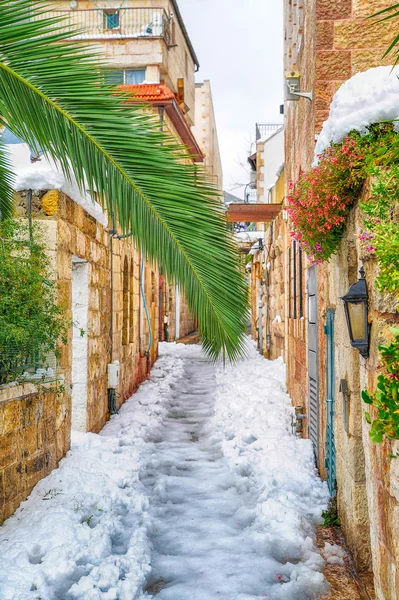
234,231 -> 264,242
6,144 -> 108,227
314,65 -> 399,161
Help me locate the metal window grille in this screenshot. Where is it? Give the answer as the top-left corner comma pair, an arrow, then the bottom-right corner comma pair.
0,344 -> 62,387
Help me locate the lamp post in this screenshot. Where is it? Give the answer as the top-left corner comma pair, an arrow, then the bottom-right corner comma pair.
341,267 -> 370,358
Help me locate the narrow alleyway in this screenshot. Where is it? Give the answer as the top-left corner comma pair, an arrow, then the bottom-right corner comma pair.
0,343 -> 332,600
142,356 -> 275,598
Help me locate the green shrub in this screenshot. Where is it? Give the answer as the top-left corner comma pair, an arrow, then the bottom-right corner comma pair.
0,219 -> 68,385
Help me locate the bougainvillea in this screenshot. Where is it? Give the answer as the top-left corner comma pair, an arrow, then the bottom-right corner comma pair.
287,138 -> 365,263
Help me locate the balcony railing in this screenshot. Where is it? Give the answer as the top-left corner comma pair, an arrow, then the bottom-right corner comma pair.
34,7 -> 171,45
255,123 -> 283,142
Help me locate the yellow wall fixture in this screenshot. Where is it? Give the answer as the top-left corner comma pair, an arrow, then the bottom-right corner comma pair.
41,190 -> 59,216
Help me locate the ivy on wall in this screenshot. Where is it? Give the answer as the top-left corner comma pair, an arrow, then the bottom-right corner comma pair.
363,328 -> 399,444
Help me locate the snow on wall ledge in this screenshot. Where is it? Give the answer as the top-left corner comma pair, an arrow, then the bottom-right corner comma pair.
314,65 -> 399,161
7,144 -> 108,227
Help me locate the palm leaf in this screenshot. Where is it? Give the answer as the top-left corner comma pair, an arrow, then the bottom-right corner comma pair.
0,141 -> 14,221
0,0 -> 248,360
368,3 -> 399,65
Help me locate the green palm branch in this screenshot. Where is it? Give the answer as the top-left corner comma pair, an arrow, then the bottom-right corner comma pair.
0,0 -> 248,360
369,3 -> 399,65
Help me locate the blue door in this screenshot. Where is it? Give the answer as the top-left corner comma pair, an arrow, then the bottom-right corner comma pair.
324,309 -> 337,496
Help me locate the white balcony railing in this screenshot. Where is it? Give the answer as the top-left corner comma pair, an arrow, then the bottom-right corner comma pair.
34,7 -> 171,44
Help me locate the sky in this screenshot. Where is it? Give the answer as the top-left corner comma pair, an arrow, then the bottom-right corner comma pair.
178,0 -> 284,198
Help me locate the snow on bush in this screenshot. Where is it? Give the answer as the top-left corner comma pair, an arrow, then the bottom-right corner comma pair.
6,144 -> 107,226
314,65 -> 399,160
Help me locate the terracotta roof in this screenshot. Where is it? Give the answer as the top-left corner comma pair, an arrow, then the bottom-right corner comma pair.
122,83 -> 175,102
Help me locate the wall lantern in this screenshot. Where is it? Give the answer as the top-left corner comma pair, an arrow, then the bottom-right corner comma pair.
341,267 -> 370,358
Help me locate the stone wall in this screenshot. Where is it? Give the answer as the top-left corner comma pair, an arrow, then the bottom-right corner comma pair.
192,81 -> 223,189
281,0 -> 399,590
1,189 -> 160,519
0,384 -> 70,524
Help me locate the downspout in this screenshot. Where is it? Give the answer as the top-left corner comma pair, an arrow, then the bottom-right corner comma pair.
108,213 -> 118,414
140,248 -> 153,374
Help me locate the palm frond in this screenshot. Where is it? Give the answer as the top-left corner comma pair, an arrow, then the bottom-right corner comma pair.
368,3 -> 399,65
368,3 -> 399,19
0,0 -> 248,360
0,141 -> 14,221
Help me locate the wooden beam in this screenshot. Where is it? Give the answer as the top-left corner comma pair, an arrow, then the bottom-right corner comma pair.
226,203 -> 282,223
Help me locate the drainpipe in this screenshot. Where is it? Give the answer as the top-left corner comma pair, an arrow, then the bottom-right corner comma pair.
108,213 -> 118,414
258,282 -> 263,355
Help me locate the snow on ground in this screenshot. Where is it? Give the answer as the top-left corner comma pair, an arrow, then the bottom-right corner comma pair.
5,143 -> 107,226
0,341 -> 330,600
314,65 -> 399,160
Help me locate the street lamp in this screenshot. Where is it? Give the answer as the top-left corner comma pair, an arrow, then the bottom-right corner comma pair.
341,267 -> 370,359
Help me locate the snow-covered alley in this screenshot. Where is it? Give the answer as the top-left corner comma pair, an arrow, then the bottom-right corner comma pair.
0,342 -> 332,600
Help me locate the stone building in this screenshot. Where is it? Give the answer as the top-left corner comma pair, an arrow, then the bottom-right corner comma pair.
39,0 -> 222,340
0,0 -> 223,524
242,1 -> 399,597
192,80 -> 223,189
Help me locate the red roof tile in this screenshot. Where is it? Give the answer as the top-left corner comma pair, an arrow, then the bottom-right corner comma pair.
121,83 -> 175,102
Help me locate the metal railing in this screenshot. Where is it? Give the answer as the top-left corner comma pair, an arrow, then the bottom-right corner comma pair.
0,346 -> 60,387
34,7 -> 171,45
255,123 -> 283,142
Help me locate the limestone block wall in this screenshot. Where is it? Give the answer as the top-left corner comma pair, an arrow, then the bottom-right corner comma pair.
0,385 -> 70,524
323,202 -> 372,572
264,213 -> 287,362
192,81 -> 223,189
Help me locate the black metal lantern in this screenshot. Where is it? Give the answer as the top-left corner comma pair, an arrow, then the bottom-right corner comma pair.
341,267 -> 370,358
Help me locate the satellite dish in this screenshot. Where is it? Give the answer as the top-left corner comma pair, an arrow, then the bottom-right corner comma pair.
70,0 -> 78,8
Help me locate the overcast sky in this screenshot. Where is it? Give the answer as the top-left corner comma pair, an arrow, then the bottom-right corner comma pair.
178,0 -> 284,198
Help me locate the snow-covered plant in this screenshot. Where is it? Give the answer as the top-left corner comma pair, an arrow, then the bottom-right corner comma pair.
363,328 -> 399,444
287,138 -> 365,263
0,219 -> 68,385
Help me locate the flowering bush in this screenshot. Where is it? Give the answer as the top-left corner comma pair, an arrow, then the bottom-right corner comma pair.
287,138 -> 365,263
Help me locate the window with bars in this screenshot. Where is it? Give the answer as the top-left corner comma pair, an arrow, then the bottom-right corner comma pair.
289,241 -> 304,319
103,9 -> 120,30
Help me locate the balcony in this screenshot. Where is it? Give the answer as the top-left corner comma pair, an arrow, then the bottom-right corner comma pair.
255,123 -> 283,142
35,7 -> 171,45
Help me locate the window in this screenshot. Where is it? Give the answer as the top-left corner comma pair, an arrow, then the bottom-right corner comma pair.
124,69 -> 146,85
289,241 -> 304,320
292,240 -> 297,319
103,9 -> 120,30
299,246 -> 304,318
104,69 -> 146,86
104,70 -> 124,86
